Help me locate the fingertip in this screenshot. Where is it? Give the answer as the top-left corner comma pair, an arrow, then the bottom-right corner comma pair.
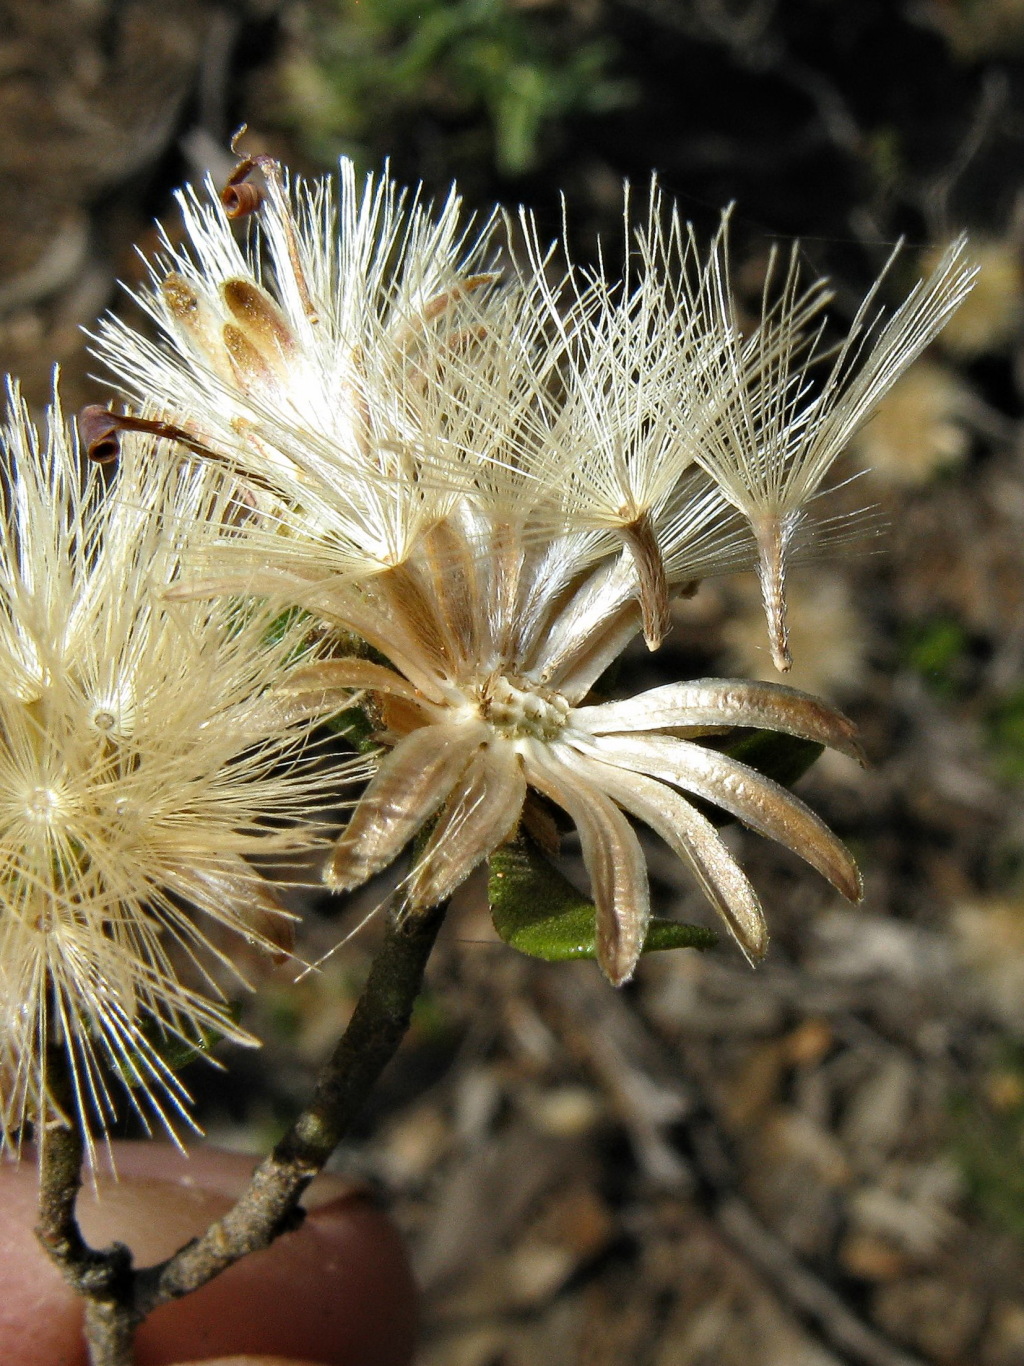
127,1164 -> 418,1366
164,1358 -> 330,1365
0,1145 -> 418,1366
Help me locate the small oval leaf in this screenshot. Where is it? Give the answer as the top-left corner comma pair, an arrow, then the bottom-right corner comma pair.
488,837 -> 716,962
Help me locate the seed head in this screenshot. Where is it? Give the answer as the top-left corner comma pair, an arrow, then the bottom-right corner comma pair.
0,386 -> 356,1151
93,157 -> 974,985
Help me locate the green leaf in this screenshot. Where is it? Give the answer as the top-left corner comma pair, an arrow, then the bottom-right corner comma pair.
488,836 -> 716,962
326,703 -> 378,752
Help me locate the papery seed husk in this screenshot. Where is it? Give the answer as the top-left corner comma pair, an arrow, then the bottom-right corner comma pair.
408,740 -> 525,907
523,740 -> 650,986
325,722 -> 487,892
569,750 -> 768,962
571,732 -> 862,902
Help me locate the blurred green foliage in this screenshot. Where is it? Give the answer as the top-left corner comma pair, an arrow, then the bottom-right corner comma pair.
902,616 -> 970,699
410,983 -> 460,1045
987,689 -> 1024,783
952,1046 -> 1024,1245
279,0 -> 632,176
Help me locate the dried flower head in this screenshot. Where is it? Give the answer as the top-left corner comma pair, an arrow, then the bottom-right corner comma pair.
0,387 -> 351,1149
94,156 -> 973,985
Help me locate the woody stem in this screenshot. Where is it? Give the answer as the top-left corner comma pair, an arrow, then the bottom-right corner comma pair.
34,897 -> 448,1365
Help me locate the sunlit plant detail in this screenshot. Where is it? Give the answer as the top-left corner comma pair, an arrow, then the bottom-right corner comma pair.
0,389 -> 356,1150
689,233 -> 974,669
94,153 -> 974,987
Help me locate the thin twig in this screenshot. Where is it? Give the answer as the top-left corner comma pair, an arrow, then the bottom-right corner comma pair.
717,1198 -> 927,1366
137,896 -> 447,1313
34,897 -> 447,1365
35,1079 -> 87,1269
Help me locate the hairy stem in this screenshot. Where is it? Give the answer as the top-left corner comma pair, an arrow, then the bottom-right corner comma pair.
34,897 -> 448,1364
35,1077 -> 86,1269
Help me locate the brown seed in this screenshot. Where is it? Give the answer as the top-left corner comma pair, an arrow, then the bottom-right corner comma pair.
162,273 -> 201,320
622,511 -> 671,651
222,278 -> 296,357
223,323 -> 278,394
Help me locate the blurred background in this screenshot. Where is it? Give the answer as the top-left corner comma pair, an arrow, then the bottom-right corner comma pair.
6,1 -> 1024,1362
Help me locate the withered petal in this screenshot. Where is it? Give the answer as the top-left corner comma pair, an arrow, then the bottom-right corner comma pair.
310,591 -> 450,704
408,739 -> 526,907
165,854 -> 296,959
564,749 -> 767,962
571,732 -> 862,903
522,740 -> 650,986
326,721 -> 487,892
573,677 -> 865,765
280,657 -> 426,707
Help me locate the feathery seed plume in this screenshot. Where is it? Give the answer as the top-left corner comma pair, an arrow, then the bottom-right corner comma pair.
691,235 -> 977,669
0,387 -> 357,1151
94,155 -> 972,985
